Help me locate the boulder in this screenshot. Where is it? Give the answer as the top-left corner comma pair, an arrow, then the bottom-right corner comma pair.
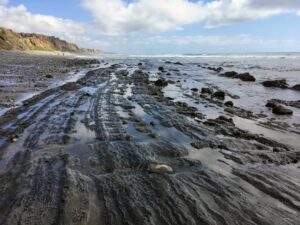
158,66 -> 165,72
218,115 -> 234,124
150,164 -> 173,174
223,71 -> 239,78
272,105 -> 293,115
239,73 -> 256,82
262,79 -> 288,88
266,99 -> 279,108
224,101 -> 234,107
223,71 -> 255,81
154,79 -> 168,87
291,84 -> 300,91
212,91 -> 225,100
201,87 -> 213,94
191,88 -> 198,92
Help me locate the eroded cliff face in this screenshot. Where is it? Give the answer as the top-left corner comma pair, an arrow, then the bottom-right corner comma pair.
0,27 -> 101,54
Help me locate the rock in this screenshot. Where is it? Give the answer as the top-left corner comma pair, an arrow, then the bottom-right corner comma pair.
218,115 -> 234,124
191,88 -> 198,92
138,62 -> 143,66
291,84 -> 300,91
150,121 -> 156,126
154,79 -> 168,87
212,91 -> 225,100
174,62 -> 183,65
158,66 -> 165,72
223,71 -> 239,78
262,79 -> 289,88
150,164 -> 173,174
273,147 -> 285,153
223,71 -> 255,81
83,92 -> 92,97
201,87 -> 213,94
207,67 -> 223,72
272,105 -> 293,115
111,64 -> 122,69
45,74 -> 53,79
225,101 -> 234,107
9,134 -> 19,142
239,73 -> 256,82
266,100 -> 279,108
115,69 -> 129,76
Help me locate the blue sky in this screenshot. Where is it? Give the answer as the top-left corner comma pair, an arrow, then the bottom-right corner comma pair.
1,0 -> 300,54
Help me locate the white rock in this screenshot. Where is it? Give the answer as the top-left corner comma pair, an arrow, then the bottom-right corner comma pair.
150,164 -> 173,174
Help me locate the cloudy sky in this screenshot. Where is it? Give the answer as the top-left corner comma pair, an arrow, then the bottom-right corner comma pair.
0,0 -> 299,54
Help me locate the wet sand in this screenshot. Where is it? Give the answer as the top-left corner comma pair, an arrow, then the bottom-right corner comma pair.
0,50 -> 100,112
0,53 -> 299,225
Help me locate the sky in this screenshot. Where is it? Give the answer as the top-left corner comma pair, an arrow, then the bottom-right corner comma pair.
0,0 -> 300,54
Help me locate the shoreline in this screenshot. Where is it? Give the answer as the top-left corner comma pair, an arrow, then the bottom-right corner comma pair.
0,50 -> 100,112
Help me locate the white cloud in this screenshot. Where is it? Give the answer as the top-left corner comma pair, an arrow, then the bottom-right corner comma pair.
0,5 -> 85,37
82,0 -> 300,34
0,4 -> 105,49
0,0 -> 9,5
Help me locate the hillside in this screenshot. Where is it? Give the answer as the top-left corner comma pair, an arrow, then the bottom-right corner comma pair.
0,27 -> 101,54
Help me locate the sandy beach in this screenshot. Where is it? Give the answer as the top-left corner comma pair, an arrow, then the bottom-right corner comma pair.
0,50 -> 100,111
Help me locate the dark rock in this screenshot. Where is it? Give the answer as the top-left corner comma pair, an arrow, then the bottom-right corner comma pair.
218,116 -> 234,124
225,101 -> 234,107
262,79 -> 289,88
201,87 -> 213,94
212,91 -> 225,100
158,66 -> 165,72
223,71 -> 239,78
45,74 -> 53,79
272,105 -> 293,115
266,99 -> 300,109
207,67 -> 223,72
111,64 -> 122,69
222,71 -> 255,82
191,88 -> 198,92
291,84 -> 300,91
150,121 -> 156,126
174,62 -> 183,65
266,100 -> 279,108
115,69 -> 129,76
239,73 -> 256,82
154,79 -> 168,87
138,63 -> 143,66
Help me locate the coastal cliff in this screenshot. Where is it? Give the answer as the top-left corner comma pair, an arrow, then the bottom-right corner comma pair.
0,27 -> 101,54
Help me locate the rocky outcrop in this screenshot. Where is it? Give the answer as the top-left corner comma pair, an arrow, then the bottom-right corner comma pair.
221,71 -> 256,82
0,27 -> 101,54
266,100 -> 293,115
262,79 -> 289,88
291,84 -> 300,91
